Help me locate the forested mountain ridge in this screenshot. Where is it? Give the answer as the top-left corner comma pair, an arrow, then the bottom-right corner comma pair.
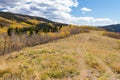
100,24 -> 120,32
0,11 -> 67,31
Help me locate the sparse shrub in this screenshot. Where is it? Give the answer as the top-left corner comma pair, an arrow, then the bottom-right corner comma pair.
0,68 -> 11,77
86,53 -> 105,72
40,50 -> 50,54
69,27 -> 90,35
47,69 -> 65,79
64,67 -> 79,77
98,76 -> 108,80
41,73 -> 49,80
63,54 -> 76,63
70,27 -> 82,34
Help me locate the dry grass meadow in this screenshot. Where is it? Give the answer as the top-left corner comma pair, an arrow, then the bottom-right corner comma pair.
0,30 -> 120,80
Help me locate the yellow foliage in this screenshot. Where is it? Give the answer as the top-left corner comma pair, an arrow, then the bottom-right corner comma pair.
60,31 -> 66,37
48,32 -> 56,38
28,19 -> 40,24
64,31 -> 70,35
20,22 -> 32,26
61,26 -> 71,31
10,22 -> 31,28
41,32 -> 46,36
10,23 -> 23,28
59,31 -> 70,38
0,28 -> 7,33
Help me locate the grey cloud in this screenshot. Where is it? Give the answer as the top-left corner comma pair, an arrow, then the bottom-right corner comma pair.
0,0 -> 22,6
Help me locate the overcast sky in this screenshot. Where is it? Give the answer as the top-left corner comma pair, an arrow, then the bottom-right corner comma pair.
0,0 -> 119,26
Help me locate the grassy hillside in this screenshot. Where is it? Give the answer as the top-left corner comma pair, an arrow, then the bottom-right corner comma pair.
0,30 -> 120,80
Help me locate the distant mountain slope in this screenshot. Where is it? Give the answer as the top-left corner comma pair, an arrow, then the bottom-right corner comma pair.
0,11 -> 67,28
101,24 -> 120,32
0,11 -> 52,23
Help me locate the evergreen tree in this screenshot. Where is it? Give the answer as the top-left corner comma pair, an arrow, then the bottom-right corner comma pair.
35,27 -> 39,34
29,28 -> 33,35
7,27 -> 13,36
14,27 -> 19,34
51,27 -> 58,32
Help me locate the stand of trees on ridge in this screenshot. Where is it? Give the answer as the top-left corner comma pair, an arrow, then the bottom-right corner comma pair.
0,22 -> 92,56
7,23 -> 61,36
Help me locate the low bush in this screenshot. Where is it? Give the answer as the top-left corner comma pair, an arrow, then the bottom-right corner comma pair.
103,32 -> 120,39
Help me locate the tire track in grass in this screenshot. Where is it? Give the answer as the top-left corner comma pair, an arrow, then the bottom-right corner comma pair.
76,33 -> 119,80
76,35 -> 90,80
91,35 -> 119,80
86,34 -> 119,80
93,54 -> 119,80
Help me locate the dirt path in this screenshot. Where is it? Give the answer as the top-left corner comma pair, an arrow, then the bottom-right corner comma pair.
76,35 -> 90,80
